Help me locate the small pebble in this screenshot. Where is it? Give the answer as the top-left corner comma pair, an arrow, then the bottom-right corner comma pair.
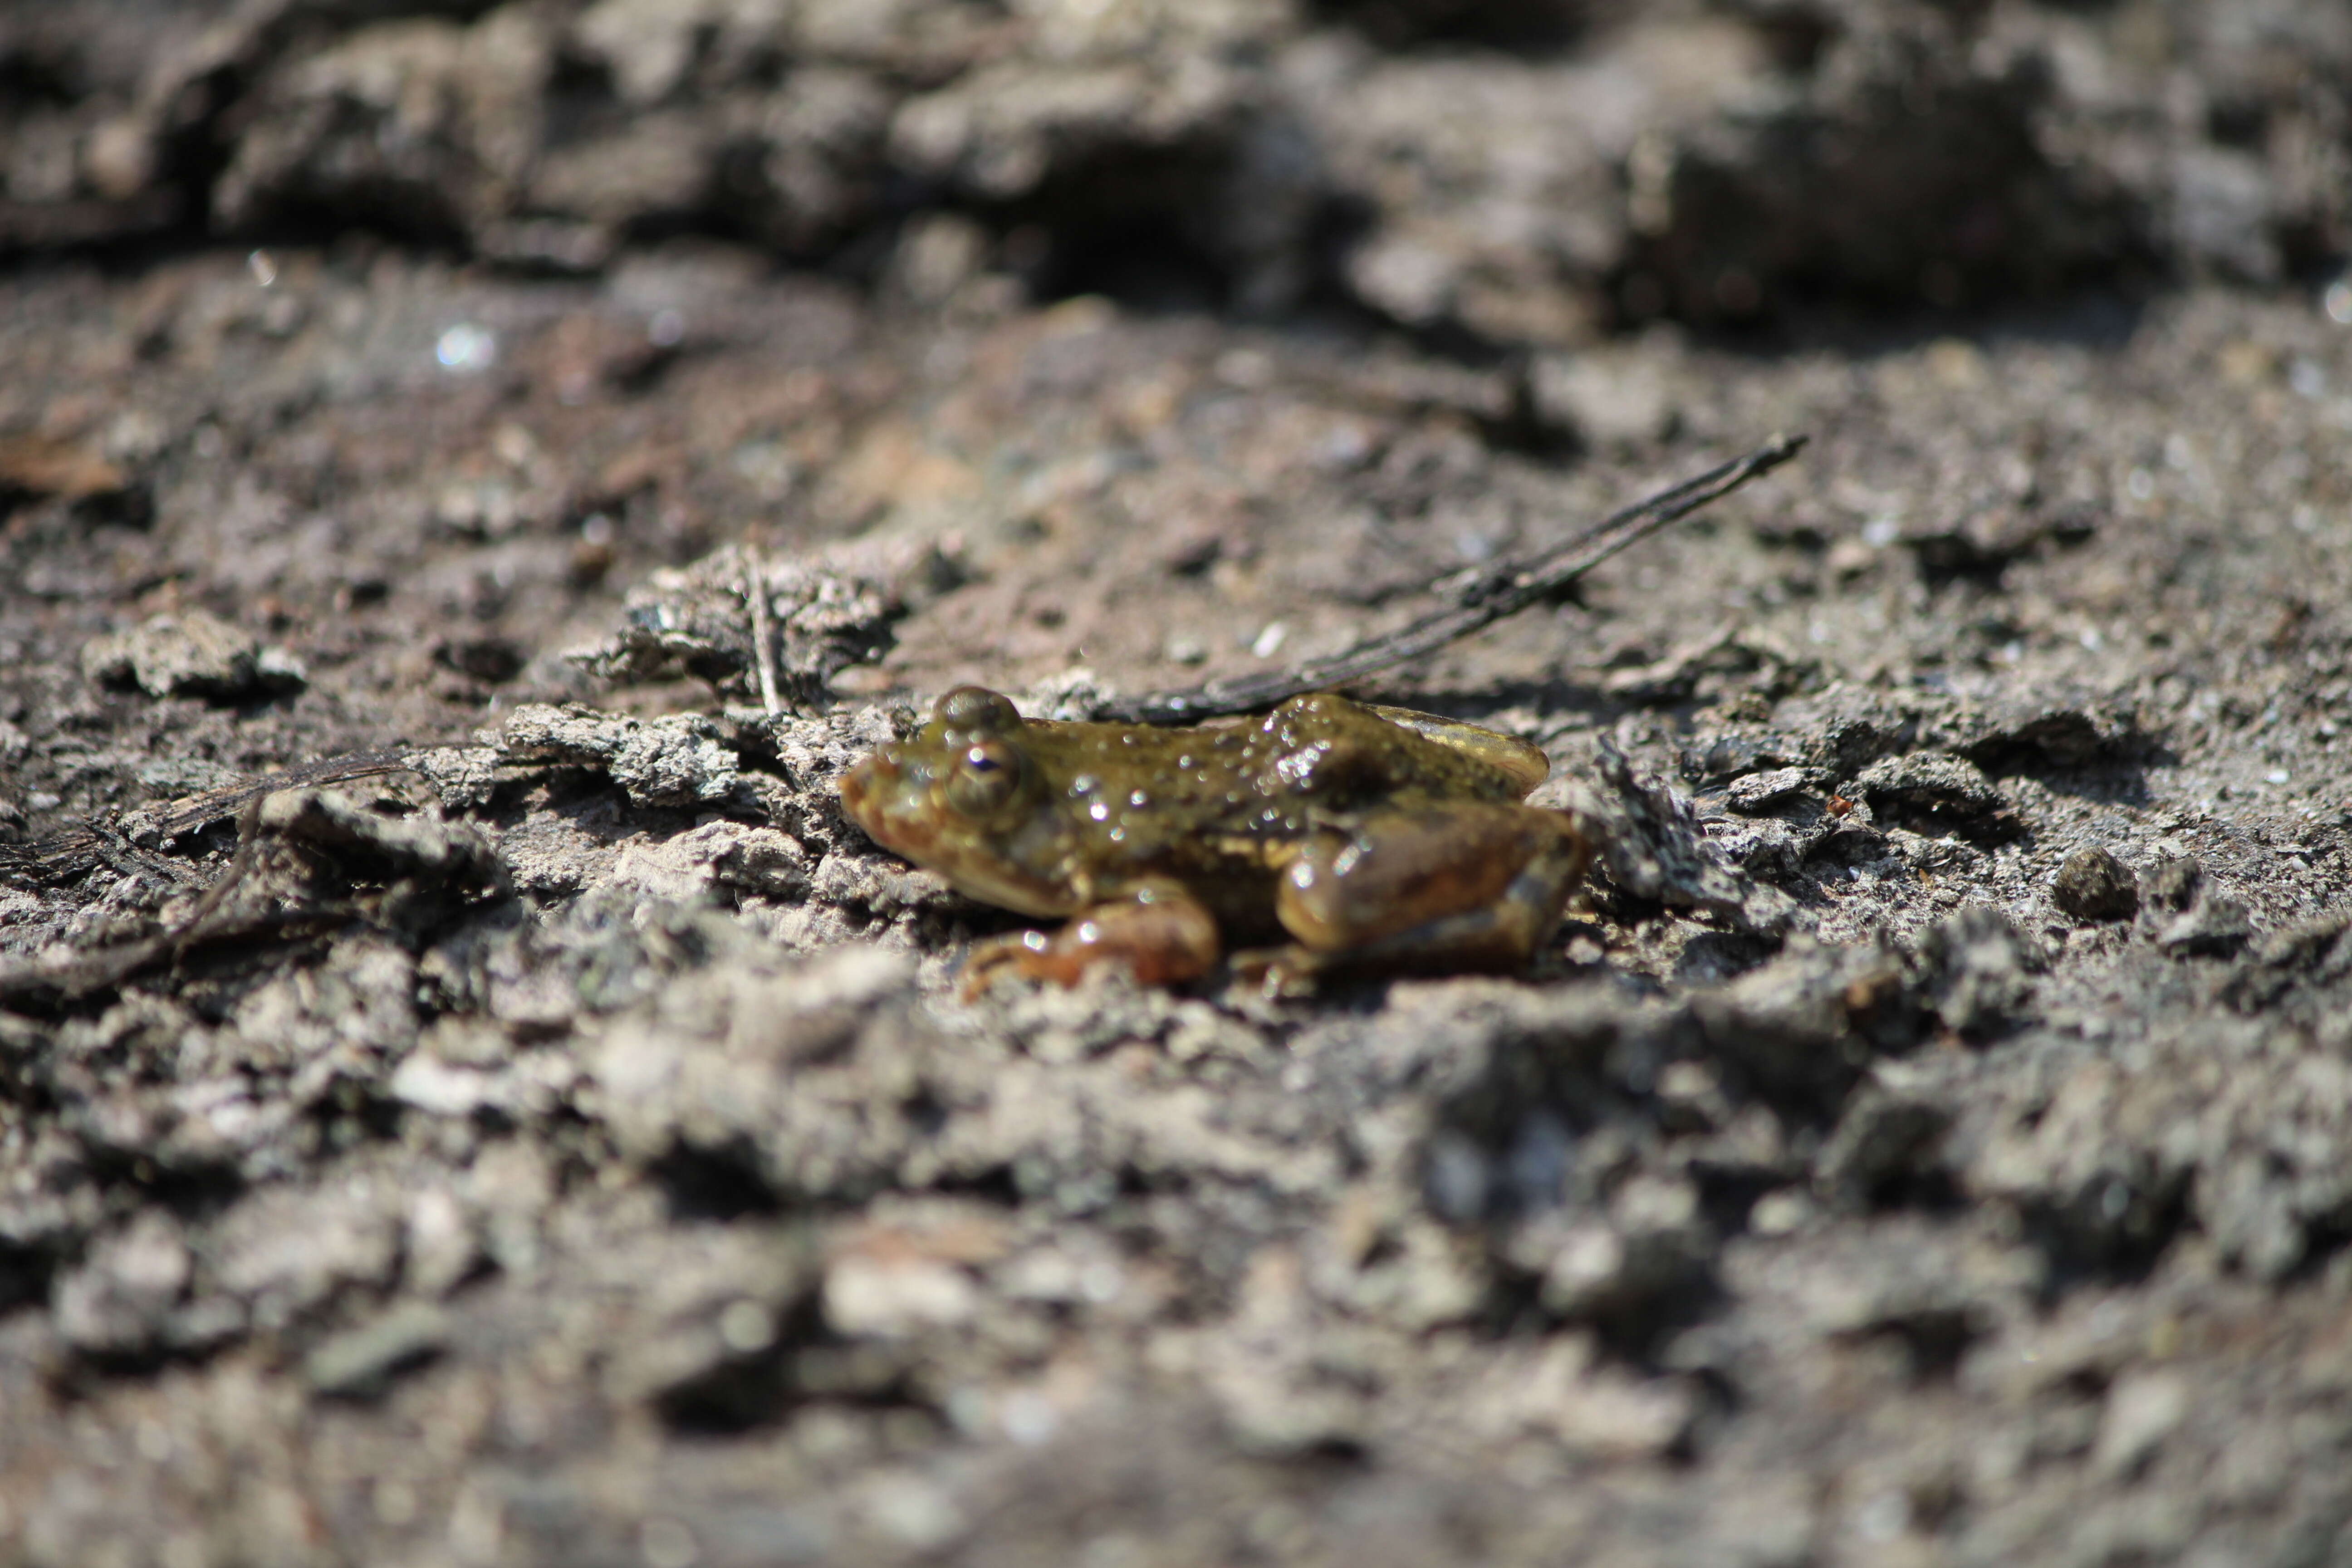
2052,847 -> 2139,922
1727,766 -> 1811,813
2141,853 -> 2203,913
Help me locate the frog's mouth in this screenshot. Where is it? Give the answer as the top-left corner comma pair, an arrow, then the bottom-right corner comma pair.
838,748 -> 919,853
838,749 -> 1074,918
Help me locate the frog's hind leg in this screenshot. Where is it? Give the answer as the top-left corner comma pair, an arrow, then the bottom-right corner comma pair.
1256,803 -> 1591,991
959,880 -> 1221,998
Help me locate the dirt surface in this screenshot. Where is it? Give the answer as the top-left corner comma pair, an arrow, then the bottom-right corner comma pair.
5,2 -> 2352,1564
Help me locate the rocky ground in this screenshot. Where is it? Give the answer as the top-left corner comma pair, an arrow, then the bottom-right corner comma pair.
4,1 -> 2352,1564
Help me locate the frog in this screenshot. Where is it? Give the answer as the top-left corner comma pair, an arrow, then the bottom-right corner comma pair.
838,685 -> 1593,994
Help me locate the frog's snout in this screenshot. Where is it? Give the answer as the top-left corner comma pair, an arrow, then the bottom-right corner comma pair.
838,746 -> 900,828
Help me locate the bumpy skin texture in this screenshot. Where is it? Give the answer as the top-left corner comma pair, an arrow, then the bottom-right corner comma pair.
838,686 -> 1592,991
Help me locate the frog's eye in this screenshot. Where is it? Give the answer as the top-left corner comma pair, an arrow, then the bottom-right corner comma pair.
936,686 -> 1022,737
944,740 -> 1023,815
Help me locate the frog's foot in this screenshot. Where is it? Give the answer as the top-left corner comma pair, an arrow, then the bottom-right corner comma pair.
1269,803 -> 1592,990
957,884 -> 1220,999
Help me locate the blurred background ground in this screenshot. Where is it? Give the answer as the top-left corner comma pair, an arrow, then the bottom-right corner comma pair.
3,1 -> 2352,1564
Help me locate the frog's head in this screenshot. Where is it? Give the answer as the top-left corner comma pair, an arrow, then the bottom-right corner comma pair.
839,686 -> 1073,916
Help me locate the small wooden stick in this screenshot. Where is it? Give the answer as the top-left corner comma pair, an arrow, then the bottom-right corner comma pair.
1100,433 -> 1808,723
745,544 -> 783,717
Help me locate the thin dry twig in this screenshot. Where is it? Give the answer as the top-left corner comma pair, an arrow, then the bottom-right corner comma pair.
0,793 -> 330,1009
4,747 -> 414,887
744,544 -> 783,717
1098,433 -> 1809,723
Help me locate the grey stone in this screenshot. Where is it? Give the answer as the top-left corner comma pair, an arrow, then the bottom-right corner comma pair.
1944,697 -> 2141,769
1692,940 -> 1910,1111
590,944 -> 943,1199
1529,353 -> 1679,449
601,1229 -> 812,1411
2171,147 -> 2281,284
79,610 -> 303,702
1725,767 -> 1813,814
206,1180 -> 404,1332
568,550 -> 902,710
54,1213 -> 189,1357
1852,751 -> 2009,831
496,705 -> 744,808
2142,855 -> 2205,913
303,1302 -> 451,1399
2093,1370 -> 2190,1479
1964,1055 -> 2197,1266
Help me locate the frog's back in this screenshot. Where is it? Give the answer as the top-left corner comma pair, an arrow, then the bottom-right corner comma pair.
1018,692 -> 1544,852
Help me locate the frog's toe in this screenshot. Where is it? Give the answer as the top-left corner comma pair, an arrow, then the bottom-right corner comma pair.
1229,944 -> 1327,1000
957,930 -> 1054,1000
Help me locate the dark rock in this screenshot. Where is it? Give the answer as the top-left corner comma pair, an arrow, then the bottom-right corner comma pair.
494,706 -> 745,810
2142,854 -> 2204,914
1852,751 -> 2012,835
2052,847 -> 2140,923
255,789 -> 511,921
1642,12 -> 2131,320
1323,0 -> 1586,50
2225,916 -> 2352,1016
1898,502 -> 2099,579
1511,1175 -> 1716,1340
1680,734 -> 1803,784
1948,699 -> 2141,770
722,69 -> 896,256
1693,940 -> 1913,1112
2157,895 -> 2255,960
432,636 -> 528,684
2171,146 -> 2281,283
210,15 -> 552,243
592,945 -> 961,1202
202,1179 -> 405,1335
1814,1085 -> 1954,1210
601,1228 -> 814,1428
1964,1055 -> 2195,1272
1567,742 -> 1801,937
1725,766 -> 1813,814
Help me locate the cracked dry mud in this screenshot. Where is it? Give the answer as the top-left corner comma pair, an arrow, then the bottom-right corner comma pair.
5,2 -> 2352,1565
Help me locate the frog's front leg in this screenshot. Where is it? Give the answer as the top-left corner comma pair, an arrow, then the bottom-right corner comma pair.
1254,803 -> 1592,991
959,880 -> 1221,998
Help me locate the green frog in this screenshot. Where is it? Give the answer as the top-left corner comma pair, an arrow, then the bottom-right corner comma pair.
838,686 -> 1592,993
